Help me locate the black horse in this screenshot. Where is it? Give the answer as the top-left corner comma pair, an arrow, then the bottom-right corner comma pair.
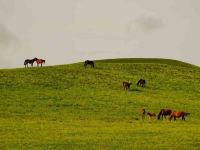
84,60 -> 94,68
24,58 -> 37,68
137,79 -> 146,87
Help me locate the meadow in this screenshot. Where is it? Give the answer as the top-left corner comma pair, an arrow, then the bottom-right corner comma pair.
0,58 -> 200,149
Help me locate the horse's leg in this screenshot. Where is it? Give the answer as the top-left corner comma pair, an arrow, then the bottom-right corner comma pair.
174,116 -> 176,121
41,63 -> 42,67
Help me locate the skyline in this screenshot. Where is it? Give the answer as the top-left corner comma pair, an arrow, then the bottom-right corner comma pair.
0,0 -> 200,68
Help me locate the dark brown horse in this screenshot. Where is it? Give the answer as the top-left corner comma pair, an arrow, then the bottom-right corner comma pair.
123,81 -> 132,90
157,109 -> 172,120
169,111 -> 190,121
84,60 -> 94,68
36,58 -> 45,67
137,79 -> 146,87
24,58 -> 37,68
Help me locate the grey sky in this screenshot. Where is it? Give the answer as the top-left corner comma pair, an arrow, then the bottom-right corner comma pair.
0,0 -> 200,68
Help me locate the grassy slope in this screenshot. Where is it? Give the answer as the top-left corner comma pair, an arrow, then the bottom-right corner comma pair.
0,58 -> 200,149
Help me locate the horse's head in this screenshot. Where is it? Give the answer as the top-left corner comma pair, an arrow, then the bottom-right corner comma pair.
185,112 -> 190,116
33,57 -> 38,61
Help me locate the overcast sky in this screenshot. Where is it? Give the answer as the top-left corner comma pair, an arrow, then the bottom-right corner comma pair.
0,0 -> 200,68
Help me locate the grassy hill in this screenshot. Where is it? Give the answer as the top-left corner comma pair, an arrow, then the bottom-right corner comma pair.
0,58 -> 200,149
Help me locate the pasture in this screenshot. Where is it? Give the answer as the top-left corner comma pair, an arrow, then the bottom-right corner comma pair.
0,58 -> 200,149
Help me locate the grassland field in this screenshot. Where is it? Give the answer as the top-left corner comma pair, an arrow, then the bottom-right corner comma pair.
0,58 -> 200,149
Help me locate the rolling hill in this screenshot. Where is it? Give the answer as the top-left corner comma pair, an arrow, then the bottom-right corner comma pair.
0,58 -> 200,149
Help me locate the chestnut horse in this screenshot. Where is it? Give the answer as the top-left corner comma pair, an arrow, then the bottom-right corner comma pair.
36,58 -> 45,67
157,109 -> 172,120
24,58 -> 37,68
169,111 -> 190,121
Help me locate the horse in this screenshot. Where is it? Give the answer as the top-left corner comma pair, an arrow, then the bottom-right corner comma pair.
84,60 -> 94,68
36,58 -> 45,67
137,79 -> 146,87
122,81 -> 132,90
169,111 -> 190,121
140,108 -> 146,120
24,58 -> 37,68
157,109 -> 172,120
147,112 -> 156,120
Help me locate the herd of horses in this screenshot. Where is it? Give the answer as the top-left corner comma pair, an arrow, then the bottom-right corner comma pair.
24,59 -> 91,68
24,57 -> 45,68
23,59 -> 190,121
141,108 -> 190,121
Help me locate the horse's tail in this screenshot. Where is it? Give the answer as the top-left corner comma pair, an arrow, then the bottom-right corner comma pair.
43,60 -> 45,64
157,109 -> 163,120
137,81 -> 140,86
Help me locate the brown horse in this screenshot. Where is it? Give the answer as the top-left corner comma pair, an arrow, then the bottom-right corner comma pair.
157,109 -> 172,120
123,81 -> 132,90
147,112 -> 156,120
169,111 -> 190,121
140,108 -> 146,120
36,58 -> 45,67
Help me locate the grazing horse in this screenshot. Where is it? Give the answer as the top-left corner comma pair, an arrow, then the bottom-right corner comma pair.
122,81 -> 132,90
169,111 -> 190,121
36,58 -> 45,67
24,58 -> 37,68
84,60 -> 94,68
137,79 -> 146,87
140,108 -> 146,120
157,109 -> 172,120
147,112 -> 156,120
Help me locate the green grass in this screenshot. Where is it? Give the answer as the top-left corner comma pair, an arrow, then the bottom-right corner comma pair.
0,58 -> 200,149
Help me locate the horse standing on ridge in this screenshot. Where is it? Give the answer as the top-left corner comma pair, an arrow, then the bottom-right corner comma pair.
36,58 -> 46,67
24,58 -> 37,68
84,60 -> 94,68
